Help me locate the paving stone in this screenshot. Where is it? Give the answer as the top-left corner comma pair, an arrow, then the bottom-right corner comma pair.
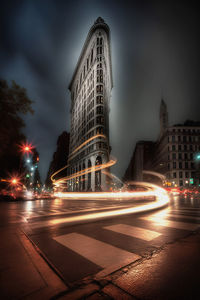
114,234 -> 200,300
59,283 -> 99,300
103,284 -> 134,300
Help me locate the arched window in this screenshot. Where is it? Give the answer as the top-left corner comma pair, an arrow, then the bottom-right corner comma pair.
96,105 -> 103,114
96,85 -> 103,93
95,156 -> 102,191
87,159 -> 92,190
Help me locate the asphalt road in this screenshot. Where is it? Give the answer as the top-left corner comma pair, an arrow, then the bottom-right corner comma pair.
1,194 -> 200,285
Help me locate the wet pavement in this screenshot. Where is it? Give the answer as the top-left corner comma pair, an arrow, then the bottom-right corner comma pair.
0,194 -> 200,299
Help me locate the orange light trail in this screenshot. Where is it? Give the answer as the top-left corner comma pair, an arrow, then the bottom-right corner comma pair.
35,184 -> 170,228
68,134 -> 107,160
51,134 -> 110,185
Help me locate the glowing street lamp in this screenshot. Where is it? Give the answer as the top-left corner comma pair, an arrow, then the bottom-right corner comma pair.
8,175 -> 22,188
19,142 -> 34,156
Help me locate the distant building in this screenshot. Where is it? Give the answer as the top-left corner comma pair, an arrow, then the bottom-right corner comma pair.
123,141 -> 155,182
124,100 -> 200,187
45,131 -> 70,188
153,118 -> 200,187
67,17 -> 113,191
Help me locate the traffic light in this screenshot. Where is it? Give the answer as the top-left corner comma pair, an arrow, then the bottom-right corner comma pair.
189,178 -> 194,185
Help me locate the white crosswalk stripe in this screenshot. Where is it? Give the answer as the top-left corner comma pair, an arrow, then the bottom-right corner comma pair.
104,224 -> 162,241
53,232 -> 140,277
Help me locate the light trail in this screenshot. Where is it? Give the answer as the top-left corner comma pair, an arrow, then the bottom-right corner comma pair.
68,134 -> 107,160
51,133 -> 111,185
51,135 -> 169,221
31,184 -> 169,228
54,182 -> 168,201
142,170 -> 166,181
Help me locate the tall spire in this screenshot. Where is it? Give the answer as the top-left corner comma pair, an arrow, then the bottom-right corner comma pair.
160,98 -> 168,137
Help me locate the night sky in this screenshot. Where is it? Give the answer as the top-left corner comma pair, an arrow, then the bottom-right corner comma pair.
1,0 -> 199,182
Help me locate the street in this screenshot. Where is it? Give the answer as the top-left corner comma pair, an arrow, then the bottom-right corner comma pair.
1,194 -> 200,287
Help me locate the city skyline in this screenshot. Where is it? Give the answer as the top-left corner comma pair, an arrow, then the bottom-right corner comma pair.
0,0 -> 199,181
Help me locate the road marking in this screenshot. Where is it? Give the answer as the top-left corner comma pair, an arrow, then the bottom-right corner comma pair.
104,224 -> 162,241
141,215 -> 199,230
26,205 -> 134,225
53,233 -> 140,277
167,213 -> 200,221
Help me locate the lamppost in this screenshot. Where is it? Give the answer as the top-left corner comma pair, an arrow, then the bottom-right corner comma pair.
18,141 -> 35,188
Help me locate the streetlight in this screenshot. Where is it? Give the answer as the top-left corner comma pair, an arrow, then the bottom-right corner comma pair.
19,142 -> 34,156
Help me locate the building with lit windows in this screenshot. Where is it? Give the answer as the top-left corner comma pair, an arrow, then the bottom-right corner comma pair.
67,17 -> 113,191
124,100 -> 200,187
153,118 -> 200,187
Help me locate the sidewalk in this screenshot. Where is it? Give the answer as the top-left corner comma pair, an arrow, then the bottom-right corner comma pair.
0,226 -> 67,300
58,230 -> 200,300
1,226 -> 200,300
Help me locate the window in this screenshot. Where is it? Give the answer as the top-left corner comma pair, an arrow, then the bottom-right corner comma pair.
179,171 -> 182,178
173,172 -> 176,178
96,105 -> 103,114
96,85 -> 103,93
173,162 -> 176,169
97,76 -> 103,83
178,153 -> 182,160
179,162 -> 182,169
96,96 -> 103,104
172,136 -> 175,142
184,153 -> 188,160
172,145 -> 176,151
96,116 -> 104,125
185,162 -> 188,169
178,145 -> 182,151
172,153 -> 176,160
185,171 -> 189,178
91,49 -> 93,64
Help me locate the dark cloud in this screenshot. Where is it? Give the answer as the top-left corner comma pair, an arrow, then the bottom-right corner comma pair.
0,0 -> 199,181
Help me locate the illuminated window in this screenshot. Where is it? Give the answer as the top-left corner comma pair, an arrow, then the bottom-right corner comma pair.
96,85 -> 103,93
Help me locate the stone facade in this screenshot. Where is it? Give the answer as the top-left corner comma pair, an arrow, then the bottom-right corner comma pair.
68,17 -> 113,191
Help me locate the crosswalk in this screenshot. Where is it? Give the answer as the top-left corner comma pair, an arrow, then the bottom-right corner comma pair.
104,224 -> 162,241
19,205 -> 133,220
25,206 -> 200,282
54,232 -> 140,277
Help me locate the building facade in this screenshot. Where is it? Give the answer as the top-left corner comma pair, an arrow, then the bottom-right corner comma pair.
124,100 -> 200,188
153,119 -> 200,187
67,17 -> 113,191
123,141 -> 155,182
